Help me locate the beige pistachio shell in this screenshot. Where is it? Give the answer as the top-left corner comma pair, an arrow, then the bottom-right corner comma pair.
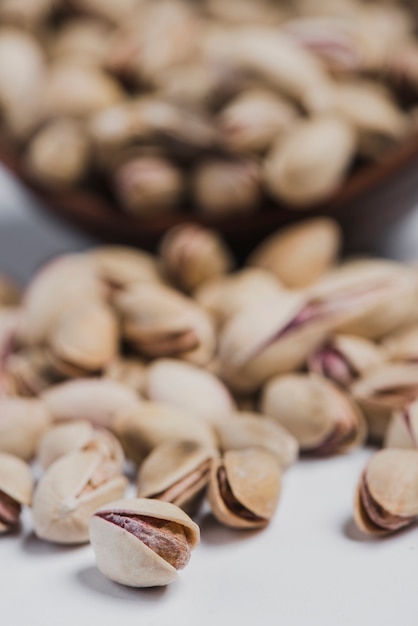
89,498 -> 200,587
247,218 -> 341,289
354,449 -> 418,535
37,421 -> 124,470
112,402 -> 217,465
146,359 -> 236,427
104,357 -> 147,395
1,346 -> 57,397
137,440 -> 216,510
41,379 -> 141,429
384,405 -> 418,450
382,323 -> 418,363
215,412 -> 298,470
261,373 -> 366,454
90,246 -> 163,289
159,224 -> 234,292
49,18 -> 111,66
69,0 -> 138,24
33,450 -> 127,544
208,448 -> 281,529
0,453 -> 33,506
0,397 -> 51,460
0,0 -> 55,28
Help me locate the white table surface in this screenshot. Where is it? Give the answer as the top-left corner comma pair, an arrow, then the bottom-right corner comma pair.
1,164 -> 418,626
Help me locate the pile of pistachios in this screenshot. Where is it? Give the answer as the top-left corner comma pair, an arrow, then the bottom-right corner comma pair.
1,0 -> 418,215
2,217 -> 418,586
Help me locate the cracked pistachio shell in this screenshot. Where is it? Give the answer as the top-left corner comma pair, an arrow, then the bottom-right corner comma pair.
309,334 -> 383,388
25,119 -> 90,188
261,373 -> 366,454
90,246 -> 163,289
215,412 -> 298,470
351,363 -> 418,443
33,450 -> 127,544
48,300 -> 118,374
41,379 -> 141,429
137,440 -> 217,512
104,357 -> 147,396
247,218 -> 341,289
112,402 -> 217,465
208,448 -> 281,529
194,268 -> 282,327
385,401 -> 418,450
382,323 -> 418,363
18,254 -> 104,345
1,347 -> 58,397
218,291 -> 335,393
310,259 -> 418,340
354,449 -> 418,535
193,158 -> 261,217
146,359 -> 236,427
116,283 -> 215,366
37,421 -> 124,470
0,453 -> 33,534
0,397 -> 51,460
263,115 -> 356,208
89,498 -> 200,587
159,224 -> 234,293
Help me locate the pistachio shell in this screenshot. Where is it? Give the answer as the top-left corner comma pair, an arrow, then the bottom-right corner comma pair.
146,359 -> 236,426
49,18 -> 111,66
90,246 -> 163,289
0,453 -> 33,506
104,357 -> 147,395
0,0 -> 55,28
0,397 -> 51,460
89,498 -> 200,587
33,450 -> 127,544
382,323 -> 418,363
208,448 -> 281,529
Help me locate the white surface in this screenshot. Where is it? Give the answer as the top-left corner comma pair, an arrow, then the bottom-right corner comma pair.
1,165 -> 418,626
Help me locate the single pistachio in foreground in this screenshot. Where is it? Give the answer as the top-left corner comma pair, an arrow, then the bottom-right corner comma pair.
0,453 -> 33,534
89,498 -> 200,587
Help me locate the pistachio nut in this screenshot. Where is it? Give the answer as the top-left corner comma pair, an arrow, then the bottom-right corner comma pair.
89,498 -> 200,587
90,246 -> 163,290
137,440 -> 217,512
309,334 -> 383,388
263,115 -> 356,207
0,397 -> 51,460
208,448 -> 281,529
351,363 -> 418,443
33,450 -> 127,544
146,359 -> 236,427
215,411 -> 298,470
116,282 -> 215,366
193,158 -> 261,217
159,224 -> 234,293
41,378 -> 141,429
382,323 -> 418,363
0,453 -> 33,534
247,218 -> 341,289
384,401 -> 418,450
37,420 -> 124,470
354,449 -> 418,535
104,357 -> 147,396
261,373 -> 366,455
112,402 -> 217,465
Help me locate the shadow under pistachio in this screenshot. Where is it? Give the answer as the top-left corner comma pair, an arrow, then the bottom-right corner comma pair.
76,566 -> 169,601
21,530 -> 88,556
197,511 -> 264,546
342,517 -> 418,543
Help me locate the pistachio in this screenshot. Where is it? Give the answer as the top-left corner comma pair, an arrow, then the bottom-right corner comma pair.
208,448 -> 281,529
137,440 -> 217,512
41,379 -> 141,429
49,19 -> 111,67
206,0 -> 285,26
33,450 -> 127,544
0,397 -> 51,461
385,401 -> 418,450
146,359 -> 236,427
112,402 -> 217,465
0,0 -> 55,28
116,283 -> 215,366
159,224 -> 234,293
0,453 -> 33,534
37,421 -> 124,470
215,412 -> 299,470
89,498 -> 200,587
90,246 -> 163,290
382,323 -> 418,363
261,373 -> 366,455
263,115 -> 356,207
351,363 -> 418,443
354,449 -> 418,535
104,357 -> 147,396
193,158 -> 261,217
70,0 -> 138,25
1,347 -> 57,397
309,334 -> 383,388
247,218 -> 341,289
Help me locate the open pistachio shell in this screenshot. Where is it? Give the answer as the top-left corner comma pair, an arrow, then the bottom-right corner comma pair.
146,359 -> 236,427
33,450 -> 127,544
384,400 -> 418,450
208,448 -> 281,529
0,453 -> 33,534
0,397 -> 51,460
104,357 -> 147,395
382,323 -> 418,363
89,498 -> 200,587
137,440 -> 217,512
354,449 -> 418,535
261,373 -> 366,454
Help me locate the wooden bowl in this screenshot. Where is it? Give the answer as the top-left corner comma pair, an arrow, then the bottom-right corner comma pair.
1,130 -> 418,258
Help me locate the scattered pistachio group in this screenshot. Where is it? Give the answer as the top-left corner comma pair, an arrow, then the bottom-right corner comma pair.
0,0 -> 418,214
3,216 -> 418,588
